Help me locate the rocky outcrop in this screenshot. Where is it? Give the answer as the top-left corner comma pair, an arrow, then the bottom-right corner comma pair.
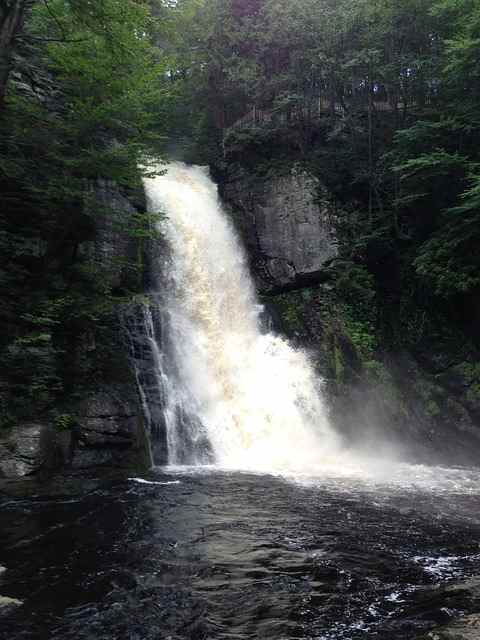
0,424 -> 61,478
10,48 -> 63,109
222,166 -> 337,292
71,384 -> 151,472
83,179 -> 144,291
122,300 -> 169,465
418,578 -> 480,639
0,179 -> 151,480
422,615 -> 480,639
0,595 -> 23,616
0,384 -> 150,478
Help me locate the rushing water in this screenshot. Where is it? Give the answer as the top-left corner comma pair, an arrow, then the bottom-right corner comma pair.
2,164 -> 480,639
141,163 -> 338,471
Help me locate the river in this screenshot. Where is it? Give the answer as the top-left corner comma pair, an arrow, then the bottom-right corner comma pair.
2,464 -> 480,639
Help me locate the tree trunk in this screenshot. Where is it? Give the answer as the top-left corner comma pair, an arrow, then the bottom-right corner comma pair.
0,0 -> 32,107
367,66 -> 373,224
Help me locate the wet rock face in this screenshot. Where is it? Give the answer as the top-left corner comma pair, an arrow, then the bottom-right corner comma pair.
0,422 -> 73,480
83,179 -> 141,291
122,301 -> 170,465
424,615 -> 480,640
0,423 -> 47,478
222,167 -> 337,292
417,577 -> 480,639
0,386 -> 150,479
72,384 -> 151,471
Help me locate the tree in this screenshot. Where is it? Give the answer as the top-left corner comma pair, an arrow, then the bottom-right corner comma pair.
0,0 -> 171,421
0,0 -> 35,105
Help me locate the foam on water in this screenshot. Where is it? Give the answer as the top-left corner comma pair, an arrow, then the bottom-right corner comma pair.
128,478 -> 181,486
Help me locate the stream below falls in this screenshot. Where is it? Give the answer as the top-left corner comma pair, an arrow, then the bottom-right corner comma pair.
2,464 -> 480,639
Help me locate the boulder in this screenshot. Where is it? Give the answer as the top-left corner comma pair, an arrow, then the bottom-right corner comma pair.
0,595 -> 23,615
0,424 -> 53,478
418,576 -> 480,638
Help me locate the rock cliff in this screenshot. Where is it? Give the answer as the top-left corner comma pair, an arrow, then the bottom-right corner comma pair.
222,166 -> 337,292
0,181 -> 151,479
220,162 -> 480,465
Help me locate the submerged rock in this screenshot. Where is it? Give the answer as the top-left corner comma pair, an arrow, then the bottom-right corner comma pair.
419,577 -> 480,639
422,615 -> 480,639
0,595 -> 23,614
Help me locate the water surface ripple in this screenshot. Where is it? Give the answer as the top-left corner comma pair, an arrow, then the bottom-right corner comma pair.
2,467 -> 480,639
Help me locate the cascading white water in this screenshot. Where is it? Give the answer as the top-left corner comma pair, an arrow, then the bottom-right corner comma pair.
143,163 -> 340,472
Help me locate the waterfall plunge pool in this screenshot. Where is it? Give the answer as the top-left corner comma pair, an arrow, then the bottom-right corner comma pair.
2,465 -> 480,639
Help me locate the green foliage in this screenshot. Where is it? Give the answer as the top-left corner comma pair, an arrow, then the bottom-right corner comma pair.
336,263 -> 375,309
29,0 -> 168,175
178,0 -> 480,356
338,301 -> 378,363
425,399 -> 441,417
364,359 -> 386,378
415,379 -> 444,418
274,292 -> 305,332
334,262 -> 378,356
395,150 -> 467,181
414,213 -> 480,296
387,0 -> 480,304
0,0 -> 174,422
53,413 -> 77,432
0,413 -> 17,431
3,331 -> 63,413
455,362 -> 480,404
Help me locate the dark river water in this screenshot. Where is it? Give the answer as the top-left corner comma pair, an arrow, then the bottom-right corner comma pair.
2,464 -> 480,639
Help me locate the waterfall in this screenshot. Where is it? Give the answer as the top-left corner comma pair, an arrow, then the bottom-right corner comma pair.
142,162 -> 339,472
